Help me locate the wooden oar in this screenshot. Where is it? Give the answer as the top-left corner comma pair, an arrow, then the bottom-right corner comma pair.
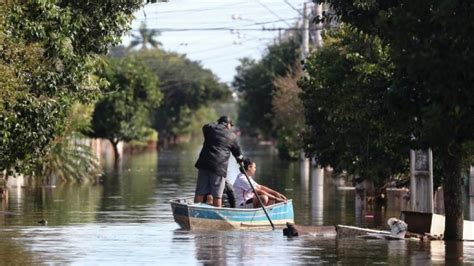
239,162 -> 275,230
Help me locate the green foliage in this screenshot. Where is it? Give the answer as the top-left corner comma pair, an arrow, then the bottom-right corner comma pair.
0,1 -> 142,175
177,106 -> 219,137
272,66 -> 306,160
89,55 -> 162,156
38,104 -> 102,182
300,27 -> 408,184
133,50 -> 230,143
316,1 -> 474,158
316,0 -> 474,239
1,95 -> 68,175
233,38 -> 300,138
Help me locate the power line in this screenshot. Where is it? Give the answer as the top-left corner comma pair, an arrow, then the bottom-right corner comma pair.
283,0 -> 303,15
177,43 -> 236,55
141,4 -> 299,18
256,0 -> 292,27
130,27 -> 302,32
142,1 -> 248,15
129,17 -> 302,33
131,17 -> 299,31
238,17 -> 300,27
157,36 -> 265,59
200,45 -> 264,62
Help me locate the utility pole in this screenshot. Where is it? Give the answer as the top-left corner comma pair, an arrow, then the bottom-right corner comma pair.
299,2 -> 310,189
301,2 -> 310,60
314,3 -> 323,48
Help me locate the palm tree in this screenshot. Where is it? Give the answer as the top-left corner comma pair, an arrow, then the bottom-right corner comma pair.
128,22 -> 162,51
38,104 -> 103,184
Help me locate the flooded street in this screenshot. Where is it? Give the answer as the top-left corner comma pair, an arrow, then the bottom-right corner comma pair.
0,139 -> 473,264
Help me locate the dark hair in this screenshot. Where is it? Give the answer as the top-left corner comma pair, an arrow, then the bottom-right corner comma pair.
217,115 -> 233,126
239,158 -> 255,174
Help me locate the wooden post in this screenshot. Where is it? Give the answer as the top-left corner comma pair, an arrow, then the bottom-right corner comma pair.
410,149 -> 434,213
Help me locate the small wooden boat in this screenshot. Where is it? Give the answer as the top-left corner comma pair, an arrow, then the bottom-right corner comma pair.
170,198 -> 294,230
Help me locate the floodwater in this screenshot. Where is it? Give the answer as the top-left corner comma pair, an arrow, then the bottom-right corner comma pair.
0,139 -> 473,265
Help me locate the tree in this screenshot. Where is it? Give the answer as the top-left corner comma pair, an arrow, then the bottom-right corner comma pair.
316,0 -> 474,240
128,22 -> 162,51
134,50 -> 230,146
300,27 -> 408,187
272,65 -> 306,160
0,1 -> 141,175
38,103 -> 102,183
233,38 -> 300,139
0,1 -> 143,176
89,56 -> 162,161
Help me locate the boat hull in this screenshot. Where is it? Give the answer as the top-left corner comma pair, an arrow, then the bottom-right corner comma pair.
170,198 -> 294,230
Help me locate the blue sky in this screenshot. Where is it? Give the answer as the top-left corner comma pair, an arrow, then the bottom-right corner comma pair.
122,0 -> 308,84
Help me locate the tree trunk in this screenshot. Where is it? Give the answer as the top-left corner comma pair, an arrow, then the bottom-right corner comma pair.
109,138 -> 121,163
443,143 -> 463,240
157,130 -> 169,149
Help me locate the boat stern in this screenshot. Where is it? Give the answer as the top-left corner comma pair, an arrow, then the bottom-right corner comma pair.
170,199 -> 192,230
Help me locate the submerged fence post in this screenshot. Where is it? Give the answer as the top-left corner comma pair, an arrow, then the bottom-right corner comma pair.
410,149 -> 434,213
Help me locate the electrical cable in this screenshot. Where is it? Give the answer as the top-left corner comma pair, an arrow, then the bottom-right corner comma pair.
283,0 -> 303,15
129,17 -> 300,32
131,27 -> 302,32
256,0 -> 292,27
142,1 -> 248,15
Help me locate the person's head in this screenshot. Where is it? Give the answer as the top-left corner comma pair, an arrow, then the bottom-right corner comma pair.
240,158 -> 256,176
217,115 -> 233,129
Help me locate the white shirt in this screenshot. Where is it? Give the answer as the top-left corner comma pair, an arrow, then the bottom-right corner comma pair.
233,173 -> 258,206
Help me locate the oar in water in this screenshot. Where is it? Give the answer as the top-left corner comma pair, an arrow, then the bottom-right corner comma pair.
239,162 -> 275,230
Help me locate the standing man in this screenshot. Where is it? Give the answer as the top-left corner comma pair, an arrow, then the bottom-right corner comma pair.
194,116 -> 244,207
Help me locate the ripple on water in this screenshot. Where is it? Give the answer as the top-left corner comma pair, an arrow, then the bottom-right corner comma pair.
1,148 -> 474,264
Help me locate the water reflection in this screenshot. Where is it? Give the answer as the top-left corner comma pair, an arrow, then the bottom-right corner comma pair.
311,166 -> 324,225
299,160 -> 310,223
469,197 -> 474,221
445,241 -> 464,265
0,140 -> 474,264
194,232 -> 229,265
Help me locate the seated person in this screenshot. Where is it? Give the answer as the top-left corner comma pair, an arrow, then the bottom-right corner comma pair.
233,158 -> 287,208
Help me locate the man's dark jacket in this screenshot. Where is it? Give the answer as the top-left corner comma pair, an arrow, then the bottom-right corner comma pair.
195,122 -> 242,177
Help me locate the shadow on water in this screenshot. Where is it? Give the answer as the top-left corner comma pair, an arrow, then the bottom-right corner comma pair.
0,138 -> 473,264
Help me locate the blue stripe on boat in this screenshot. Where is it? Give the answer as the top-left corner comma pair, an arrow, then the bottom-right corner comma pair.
170,198 -> 294,230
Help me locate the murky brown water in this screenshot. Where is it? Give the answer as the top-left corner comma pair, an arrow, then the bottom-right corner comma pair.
0,139 -> 473,264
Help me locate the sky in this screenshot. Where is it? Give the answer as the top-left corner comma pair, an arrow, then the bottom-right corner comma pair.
122,0 -> 309,84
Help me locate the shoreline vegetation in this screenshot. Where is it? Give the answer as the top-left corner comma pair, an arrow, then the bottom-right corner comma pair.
0,1 -> 472,240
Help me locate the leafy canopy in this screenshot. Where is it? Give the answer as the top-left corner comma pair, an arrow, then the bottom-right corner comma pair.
133,50 -> 230,141
300,26 -> 408,184
315,0 -> 474,240
0,1 -> 142,175
233,38 -> 300,138
90,55 -> 162,152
